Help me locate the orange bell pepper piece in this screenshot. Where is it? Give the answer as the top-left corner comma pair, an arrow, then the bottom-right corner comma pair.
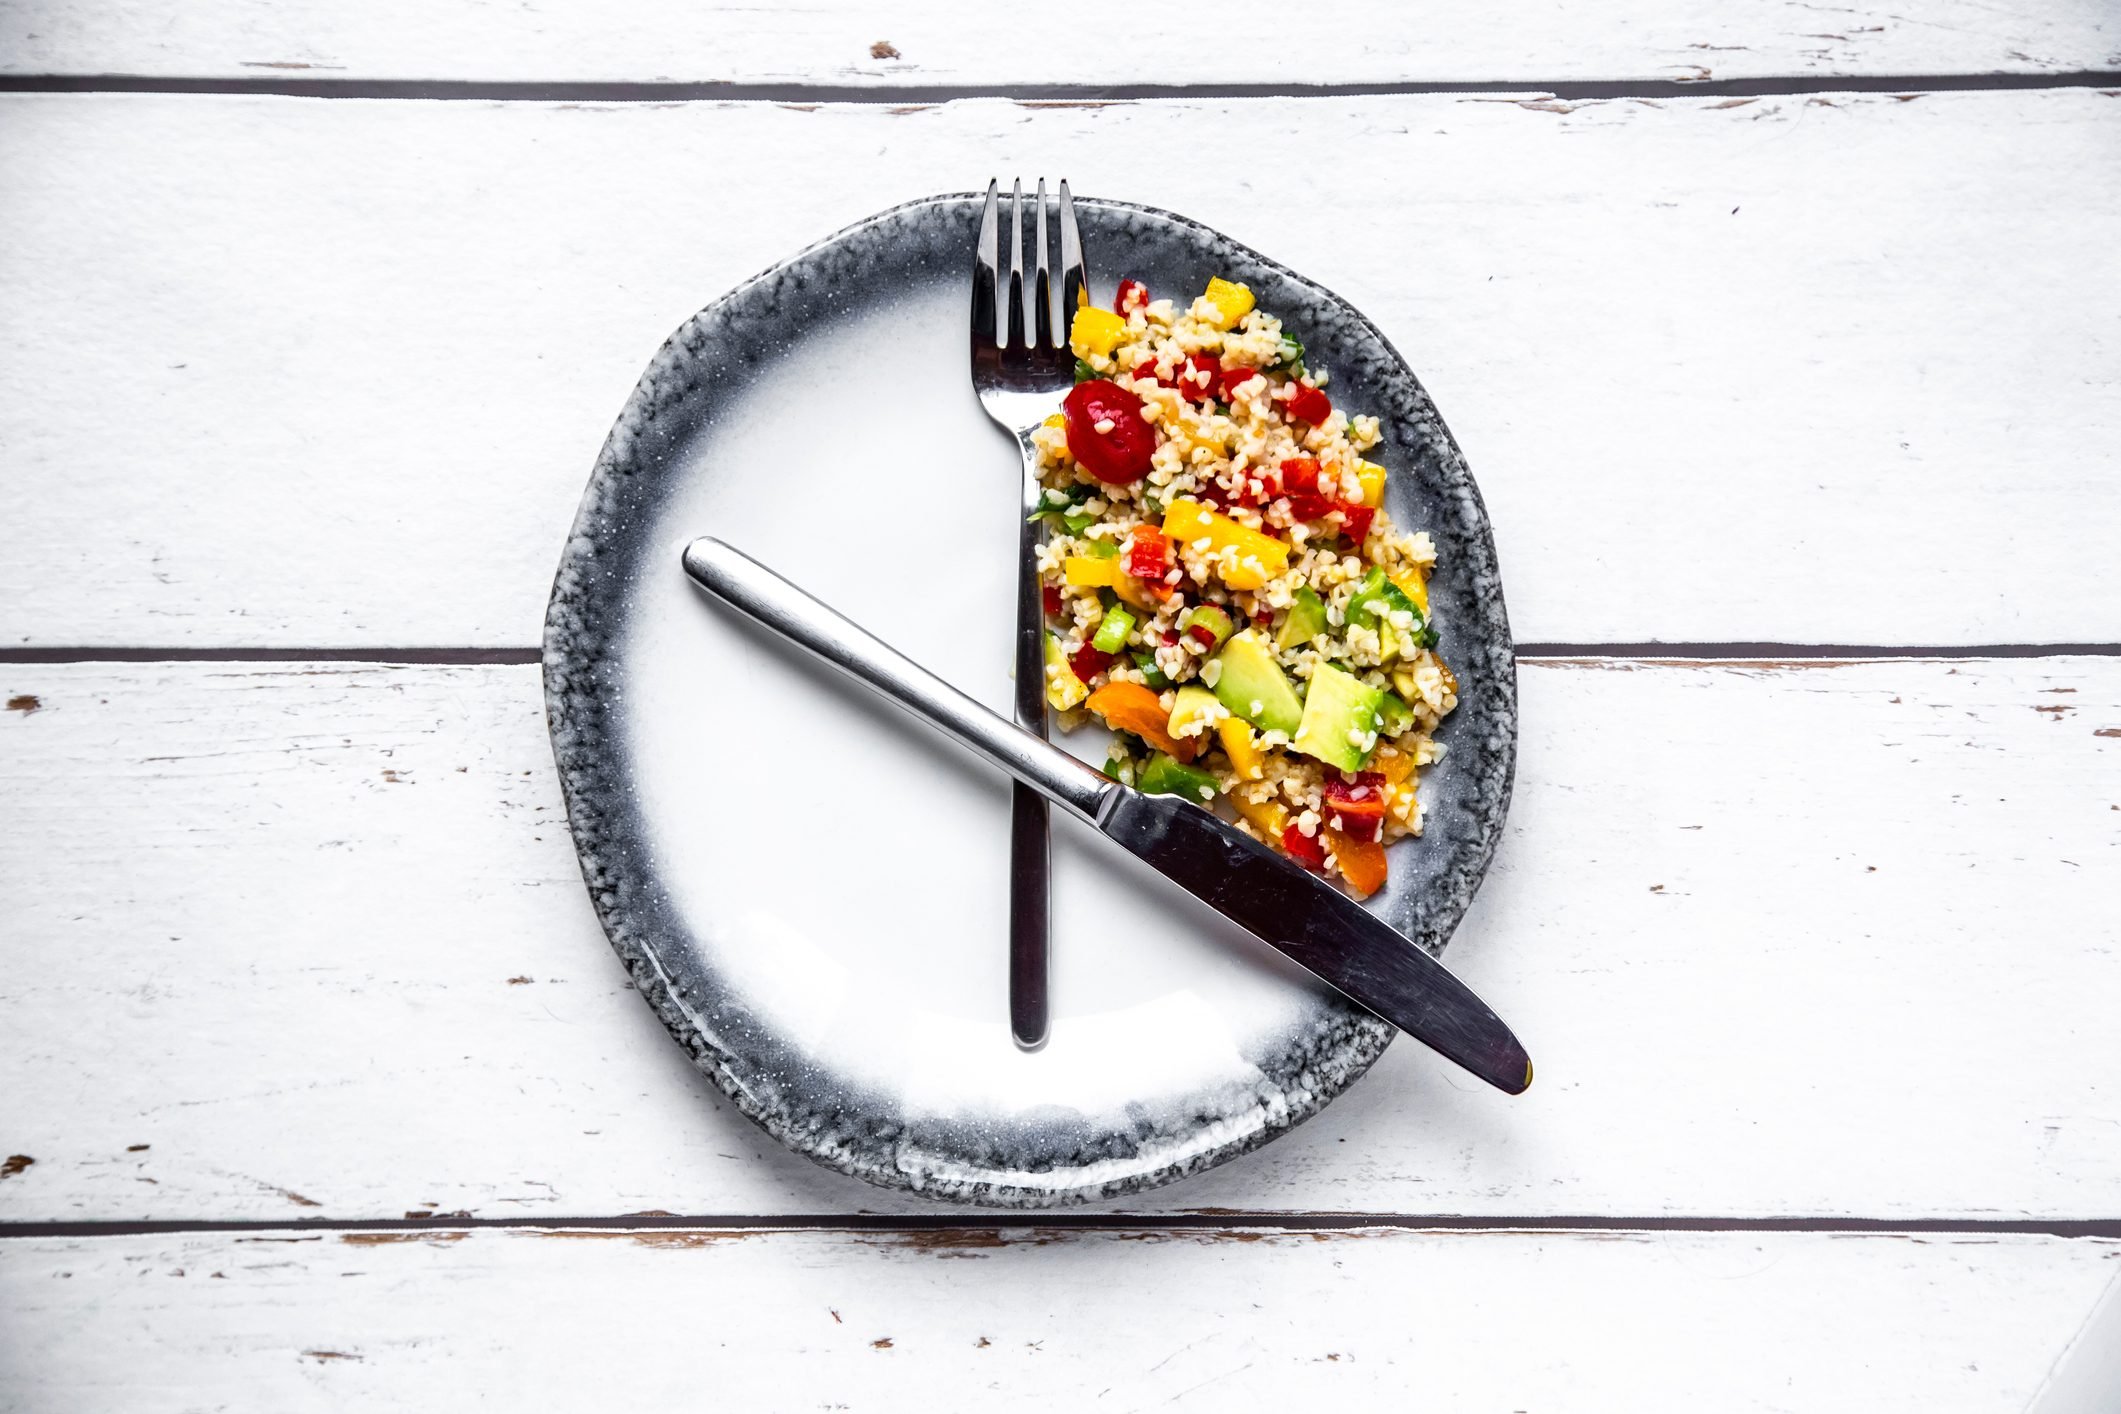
1085,681 -> 1198,764
1326,827 -> 1388,898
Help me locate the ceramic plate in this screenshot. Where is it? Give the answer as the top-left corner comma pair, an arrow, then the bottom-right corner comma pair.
544,194 -> 1515,1207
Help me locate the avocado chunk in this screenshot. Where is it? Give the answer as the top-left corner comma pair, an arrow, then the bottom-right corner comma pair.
1167,684 -> 1224,747
1293,662 -> 1385,772
1346,567 -> 1426,661
1375,688 -> 1414,737
1275,586 -> 1329,651
1209,630 -> 1304,736
1137,753 -> 1220,803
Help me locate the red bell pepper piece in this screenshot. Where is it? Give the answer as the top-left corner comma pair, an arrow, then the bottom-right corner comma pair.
1175,353 -> 1221,405
1340,505 -> 1376,544
1285,383 -> 1332,425
1286,491 -> 1334,522
1069,644 -> 1114,681
1282,823 -> 1328,870
1278,457 -> 1320,495
1041,584 -> 1064,618
1125,524 -> 1171,587
1323,772 -> 1388,843
1115,278 -> 1148,315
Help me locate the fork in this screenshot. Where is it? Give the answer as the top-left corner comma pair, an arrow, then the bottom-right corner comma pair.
971,177 -> 1087,1051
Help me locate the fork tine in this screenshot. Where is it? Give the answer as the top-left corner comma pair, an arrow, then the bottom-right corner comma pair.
1057,180 -> 1087,329
1034,179 -> 1055,350
1006,179 -> 1027,351
972,178 -> 999,349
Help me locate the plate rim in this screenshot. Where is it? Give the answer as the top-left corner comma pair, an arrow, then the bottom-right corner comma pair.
543,191 -> 1517,1207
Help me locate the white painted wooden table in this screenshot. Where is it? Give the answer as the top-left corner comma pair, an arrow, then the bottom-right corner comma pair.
2,5 -> 2118,1408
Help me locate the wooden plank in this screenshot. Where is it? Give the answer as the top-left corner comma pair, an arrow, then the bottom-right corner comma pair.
0,90 -> 2117,649
1,1226 -> 2113,1410
1,0 -> 2113,85
1,657 -> 2115,1222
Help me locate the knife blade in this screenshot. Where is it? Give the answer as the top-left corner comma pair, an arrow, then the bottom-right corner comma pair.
681,534 -> 1532,1095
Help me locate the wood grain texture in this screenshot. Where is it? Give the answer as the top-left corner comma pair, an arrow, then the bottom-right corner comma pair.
1,0 -> 2113,84
2,89 -> 2117,648
1,1226 -> 2115,1411
1,658 -> 2114,1222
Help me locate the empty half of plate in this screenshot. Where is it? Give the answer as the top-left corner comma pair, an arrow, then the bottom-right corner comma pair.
544,193 -> 1516,1207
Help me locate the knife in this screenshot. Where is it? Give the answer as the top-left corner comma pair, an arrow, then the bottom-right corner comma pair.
681,535 -> 1533,1095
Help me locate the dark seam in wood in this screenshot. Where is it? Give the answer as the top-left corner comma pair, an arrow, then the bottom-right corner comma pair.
0,73 -> 2116,103
1514,643 -> 2121,660
3,1213 -> 2119,1240
0,648 -> 543,664
3,644 -> 2117,666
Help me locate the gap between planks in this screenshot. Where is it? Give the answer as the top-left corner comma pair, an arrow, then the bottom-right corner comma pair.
2,644 -> 2119,665
5,1214 -> 2120,1242
1,72 -> 2117,103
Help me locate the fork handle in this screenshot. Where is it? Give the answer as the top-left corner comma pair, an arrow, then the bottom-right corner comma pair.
1010,439 -> 1053,1049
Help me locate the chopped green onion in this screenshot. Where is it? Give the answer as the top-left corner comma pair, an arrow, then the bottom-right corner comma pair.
1178,604 -> 1235,652
1137,753 -> 1220,802
1092,603 -> 1138,654
1101,746 -> 1138,787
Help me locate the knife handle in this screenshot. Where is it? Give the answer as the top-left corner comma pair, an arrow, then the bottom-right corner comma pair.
681,536 -> 1115,826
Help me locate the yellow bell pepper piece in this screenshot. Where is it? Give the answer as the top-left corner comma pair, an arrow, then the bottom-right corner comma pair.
1043,413 -> 1065,430
1354,460 -> 1387,508
1373,745 -> 1417,785
1063,556 -> 1122,589
1231,790 -> 1288,841
1202,277 -> 1255,328
1162,497 -> 1290,591
1044,636 -> 1088,711
1218,717 -> 1265,780
1069,305 -> 1127,359
1388,565 -> 1429,616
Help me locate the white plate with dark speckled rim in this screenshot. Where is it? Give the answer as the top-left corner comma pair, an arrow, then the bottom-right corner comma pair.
543,194 -> 1516,1207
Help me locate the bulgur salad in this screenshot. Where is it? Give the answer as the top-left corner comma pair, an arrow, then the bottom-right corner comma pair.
1033,275 -> 1458,899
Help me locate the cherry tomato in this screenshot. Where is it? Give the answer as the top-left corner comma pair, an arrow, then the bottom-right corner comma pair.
1063,380 -> 1156,484
1282,823 -> 1328,870
1278,457 -> 1320,495
1115,278 -> 1148,315
1286,491 -> 1334,522
1340,505 -> 1376,544
1218,365 -> 1263,400
1041,584 -> 1064,618
1285,383 -> 1332,425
